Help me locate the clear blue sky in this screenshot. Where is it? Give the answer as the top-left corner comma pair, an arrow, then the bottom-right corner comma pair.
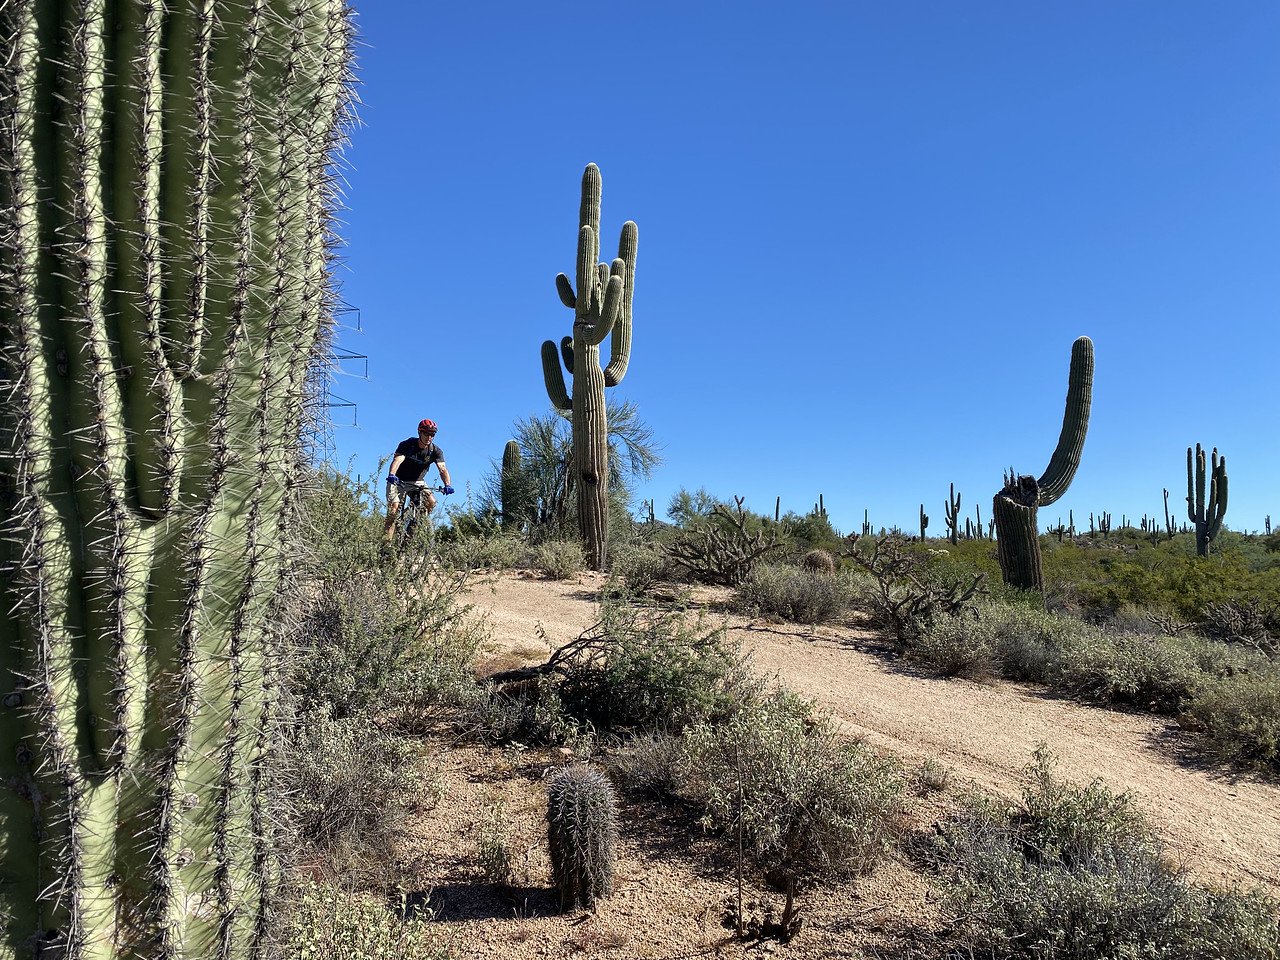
325,1 -> 1279,537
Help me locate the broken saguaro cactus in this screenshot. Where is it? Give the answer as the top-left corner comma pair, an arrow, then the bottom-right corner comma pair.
1187,444 -> 1228,556
992,337 -> 1094,592
0,2 -> 353,956
541,164 -> 638,571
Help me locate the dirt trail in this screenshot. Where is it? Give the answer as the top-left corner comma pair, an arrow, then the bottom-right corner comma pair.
468,571 -> 1280,895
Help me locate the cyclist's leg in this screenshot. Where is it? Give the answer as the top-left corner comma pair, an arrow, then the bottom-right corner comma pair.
384,479 -> 404,540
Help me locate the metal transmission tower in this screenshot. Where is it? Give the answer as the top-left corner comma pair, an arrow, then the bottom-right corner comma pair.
302,301 -> 367,467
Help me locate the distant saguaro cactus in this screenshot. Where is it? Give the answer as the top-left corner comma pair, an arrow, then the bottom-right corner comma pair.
547,765 -> 619,912
919,504 -> 929,540
944,484 -> 961,545
0,1 -> 352,956
500,439 -> 529,529
992,337 -> 1094,592
541,164 -> 638,571
1187,444 -> 1228,556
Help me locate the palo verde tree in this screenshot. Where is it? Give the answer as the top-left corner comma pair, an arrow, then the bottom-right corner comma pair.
541,163 -> 638,570
0,2 -> 352,957
991,336 -> 1094,592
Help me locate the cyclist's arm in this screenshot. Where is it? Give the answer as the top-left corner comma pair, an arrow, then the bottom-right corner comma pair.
388,454 -> 406,478
435,461 -> 452,487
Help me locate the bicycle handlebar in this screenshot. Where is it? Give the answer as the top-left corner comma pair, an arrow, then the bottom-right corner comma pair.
392,478 -> 451,493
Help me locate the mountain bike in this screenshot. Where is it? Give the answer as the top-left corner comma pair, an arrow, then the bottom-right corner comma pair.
389,479 -> 451,551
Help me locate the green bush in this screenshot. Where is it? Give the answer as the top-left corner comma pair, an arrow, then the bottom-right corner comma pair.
554,597 -> 764,734
275,880 -> 448,960
608,540 -> 679,594
734,562 -> 857,625
933,746 -> 1280,959
526,539 -> 586,580
682,691 -> 905,925
1190,672 -> 1280,771
288,714 -> 425,861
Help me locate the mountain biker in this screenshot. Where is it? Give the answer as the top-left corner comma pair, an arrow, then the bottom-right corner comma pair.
384,418 -> 455,540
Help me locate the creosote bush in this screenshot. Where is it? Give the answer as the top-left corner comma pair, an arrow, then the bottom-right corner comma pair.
932,745 -> 1280,959
276,880 -> 448,960
734,562 -> 857,625
526,539 -> 586,580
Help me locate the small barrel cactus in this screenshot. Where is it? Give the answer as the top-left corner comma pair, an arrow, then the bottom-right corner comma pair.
801,548 -> 836,576
547,765 -> 619,912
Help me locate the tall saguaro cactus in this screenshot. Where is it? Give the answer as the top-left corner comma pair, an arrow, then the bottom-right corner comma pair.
1186,444 -> 1228,556
992,336 -> 1094,592
541,163 -> 637,571
0,2 -> 353,958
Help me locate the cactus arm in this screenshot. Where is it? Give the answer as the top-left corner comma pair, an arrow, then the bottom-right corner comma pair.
579,162 -> 601,269
556,272 -> 576,308
603,222 -> 637,386
542,339 -> 572,411
560,335 -> 575,376
1037,336 -> 1093,507
582,274 -> 622,346
575,224 -> 595,318
1207,451 -> 1228,540
1186,446 -> 1197,523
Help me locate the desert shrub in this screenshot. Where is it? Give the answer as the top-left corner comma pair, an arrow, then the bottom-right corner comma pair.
607,730 -> 690,801
1200,597 -> 1280,656
682,691 -> 906,928
475,802 -> 514,885
734,562 -> 857,625
525,539 -> 585,580
608,540 -> 678,594
437,529 -> 523,571
476,594 -> 764,744
933,745 -> 1280,959
288,713 -> 425,861
553,597 -> 765,733
910,614 -> 1003,681
292,566 -> 482,721
275,880 -> 447,960
1189,672 -> 1280,772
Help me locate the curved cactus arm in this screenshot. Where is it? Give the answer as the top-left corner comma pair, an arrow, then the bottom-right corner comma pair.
1207,451 -> 1228,540
1037,335 -> 1094,507
581,274 -> 622,346
604,222 -> 637,386
1187,445 -> 1199,523
560,335 -> 574,377
556,273 -> 576,309
542,339 -> 571,411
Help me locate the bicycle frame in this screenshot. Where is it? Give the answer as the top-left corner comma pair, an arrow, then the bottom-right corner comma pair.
392,479 -> 448,548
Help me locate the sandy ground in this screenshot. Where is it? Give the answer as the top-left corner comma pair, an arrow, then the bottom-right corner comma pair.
390,570 -> 1280,959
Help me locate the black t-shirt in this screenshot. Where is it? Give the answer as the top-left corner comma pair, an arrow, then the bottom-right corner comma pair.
392,437 -> 444,483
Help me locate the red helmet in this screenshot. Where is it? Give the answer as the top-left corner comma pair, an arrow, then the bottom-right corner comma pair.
418,418 -> 438,436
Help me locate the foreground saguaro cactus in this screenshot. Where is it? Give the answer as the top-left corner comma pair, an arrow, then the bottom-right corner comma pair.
541,164 -> 638,571
991,337 -> 1094,592
0,2 -> 353,957
500,439 -> 529,530
1187,444 -> 1228,557
547,765 -> 619,912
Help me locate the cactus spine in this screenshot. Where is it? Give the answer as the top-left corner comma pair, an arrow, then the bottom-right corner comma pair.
547,765 -> 619,912
992,336 -> 1094,592
541,164 -> 637,571
0,2 -> 352,957
1187,444 -> 1228,556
